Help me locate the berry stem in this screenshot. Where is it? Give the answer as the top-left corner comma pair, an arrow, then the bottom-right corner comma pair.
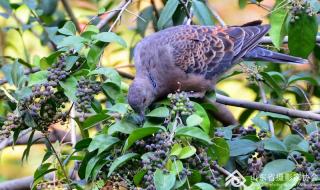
44,134 -> 72,189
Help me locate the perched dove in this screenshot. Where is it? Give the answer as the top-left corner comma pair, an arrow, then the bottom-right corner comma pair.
128,22 -> 306,116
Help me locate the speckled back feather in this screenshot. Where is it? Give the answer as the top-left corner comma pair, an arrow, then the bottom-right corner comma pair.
137,24 -> 270,80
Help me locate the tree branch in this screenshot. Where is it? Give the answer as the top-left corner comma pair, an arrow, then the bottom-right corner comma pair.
211,94 -> 320,121
0,173 -> 54,190
61,0 -> 81,33
0,127 -> 79,151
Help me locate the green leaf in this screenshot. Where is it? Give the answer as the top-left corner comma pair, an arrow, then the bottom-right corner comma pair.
57,36 -> 85,50
178,146 -> 196,159
39,0 -> 58,15
283,135 -> 308,152
154,169 -> 176,190
74,138 -> 92,151
269,172 -> 300,190
88,67 -> 121,87
59,76 -> 78,102
238,0 -> 246,9
186,114 -> 203,127
108,153 -> 138,177
193,182 -> 215,190
108,120 -> 138,135
137,6 -> 154,36
147,107 -> 170,118
192,0 -> 215,25
193,102 -> 211,134
229,139 -> 257,157
170,144 -> 182,156
87,44 -> 104,69
257,112 -> 291,121
88,134 -> 119,155
175,126 -> 212,144
157,0 -> 179,29
123,126 -> 164,151
32,163 -> 56,189
269,0 -> 288,48
28,70 -> 48,86
11,60 -> 24,87
263,137 -> 287,152
80,112 -> 110,130
260,72 -> 283,96
209,138 -> 230,166
85,155 -> 100,181
260,159 -> 296,182
134,170 -> 147,186
288,13 -> 318,58
108,103 -> 128,115
288,74 -> 318,85
58,21 -> 76,36
305,122 -> 318,135
94,32 -> 127,47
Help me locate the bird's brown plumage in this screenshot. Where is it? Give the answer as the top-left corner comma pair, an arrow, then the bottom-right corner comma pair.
128,23 -> 306,115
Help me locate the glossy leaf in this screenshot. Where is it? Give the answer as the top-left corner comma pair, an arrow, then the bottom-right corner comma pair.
94,32 -> 127,47
260,159 -> 296,182
154,169 -> 176,190
157,0 -> 179,29
146,107 -> 170,118
192,0 -> 214,26
175,126 -> 212,144
108,153 -> 138,177
229,139 -> 257,157
88,134 -> 119,155
178,145 -> 196,159
123,126 -> 164,151
58,21 -> 76,36
269,0 -> 288,48
288,13 -> 318,58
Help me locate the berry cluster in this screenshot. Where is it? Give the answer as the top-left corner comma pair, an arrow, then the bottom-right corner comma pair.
288,0 -> 317,23
0,54 -> 71,140
0,113 -> 23,140
248,146 -> 272,177
258,130 -> 268,139
188,149 -> 222,187
75,78 -> 101,121
47,55 -> 70,87
239,125 -> 256,136
308,131 -> 320,161
136,133 -> 172,189
291,154 -> 320,190
168,92 -> 194,117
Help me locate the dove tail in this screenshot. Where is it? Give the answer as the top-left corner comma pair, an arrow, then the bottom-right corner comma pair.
244,47 -> 307,64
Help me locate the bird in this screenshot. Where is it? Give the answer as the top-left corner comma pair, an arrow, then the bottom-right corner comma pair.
128,21 -> 307,116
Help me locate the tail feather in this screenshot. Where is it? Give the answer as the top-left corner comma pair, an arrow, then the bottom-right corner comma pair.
244,47 -> 307,64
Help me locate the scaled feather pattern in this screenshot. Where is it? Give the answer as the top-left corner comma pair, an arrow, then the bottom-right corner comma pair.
128,23 -> 307,115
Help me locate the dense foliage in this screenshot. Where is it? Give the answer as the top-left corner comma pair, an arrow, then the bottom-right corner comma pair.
0,0 -> 320,189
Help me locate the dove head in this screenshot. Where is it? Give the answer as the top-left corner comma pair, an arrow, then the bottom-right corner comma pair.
128,77 -> 155,117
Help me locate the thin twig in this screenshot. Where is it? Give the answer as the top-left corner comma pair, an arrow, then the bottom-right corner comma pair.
96,0 -> 127,30
211,94 -> 320,121
258,80 -> 275,136
179,0 -> 192,23
44,134 -> 72,189
108,0 -> 132,32
60,0 -> 81,33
